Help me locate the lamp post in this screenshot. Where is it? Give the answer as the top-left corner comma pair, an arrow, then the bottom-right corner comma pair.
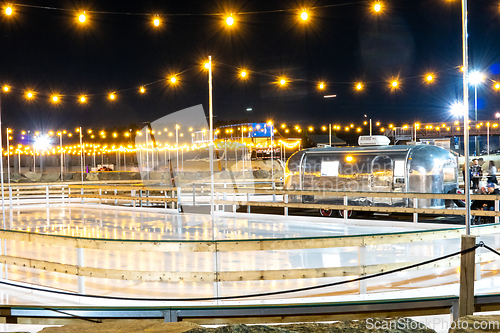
208,56 -> 214,218
175,124 -> 179,171
470,71 -> 484,156
58,132 -> 63,182
79,127 -> 84,184
487,122 -> 490,157
6,129 -> 10,187
329,123 -> 332,146
461,0 -> 471,235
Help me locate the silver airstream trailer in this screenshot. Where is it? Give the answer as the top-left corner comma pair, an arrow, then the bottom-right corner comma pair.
285,136 -> 461,217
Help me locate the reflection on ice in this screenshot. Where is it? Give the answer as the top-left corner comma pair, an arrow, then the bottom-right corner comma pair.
8,207 -> 436,240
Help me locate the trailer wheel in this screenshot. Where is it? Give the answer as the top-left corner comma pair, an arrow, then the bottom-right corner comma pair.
339,210 -> 356,218
451,188 -> 466,208
319,209 -> 333,217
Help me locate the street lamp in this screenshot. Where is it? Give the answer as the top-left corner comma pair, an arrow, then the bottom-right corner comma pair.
364,114 -> 372,136
469,70 -> 484,155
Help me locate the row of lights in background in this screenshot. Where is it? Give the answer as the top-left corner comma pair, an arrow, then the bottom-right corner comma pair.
2,139 -> 302,156
7,115 -> 500,142
3,3 -> 386,28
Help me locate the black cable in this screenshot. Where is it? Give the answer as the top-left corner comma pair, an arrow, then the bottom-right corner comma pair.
43,308 -> 102,323
0,244 -> 480,302
479,241 -> 500,257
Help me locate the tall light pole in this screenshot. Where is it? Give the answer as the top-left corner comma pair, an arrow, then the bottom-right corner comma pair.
6,129 -> 10,188
79,127 -> 84,184
208,56 -> 214,217
470,71 -> 484,156
58,132 -> 63,182
462,0 -> 471,235
175,124 -> 179,171
328,123 -> 332,146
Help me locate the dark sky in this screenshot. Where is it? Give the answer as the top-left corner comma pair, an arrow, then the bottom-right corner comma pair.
0,0 -> 499,132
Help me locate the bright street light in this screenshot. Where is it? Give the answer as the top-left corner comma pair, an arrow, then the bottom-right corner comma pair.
153,15 -> 160,27
79,12 -> 86,23
469,71 -> 485,85
450,102 -> 466,117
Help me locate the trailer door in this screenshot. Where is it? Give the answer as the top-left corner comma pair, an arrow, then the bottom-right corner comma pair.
371,156 -> 393,204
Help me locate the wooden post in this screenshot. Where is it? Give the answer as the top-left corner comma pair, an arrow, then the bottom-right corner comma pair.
459,235 -> 476,318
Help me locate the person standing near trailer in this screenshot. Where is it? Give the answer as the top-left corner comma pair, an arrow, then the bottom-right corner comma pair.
471,159 -> 482,189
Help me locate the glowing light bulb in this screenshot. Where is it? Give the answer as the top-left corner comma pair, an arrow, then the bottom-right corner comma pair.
140,86 -> 145,93
170,76 -> 177,84
318,82 -> 325,90
204,62 -> 210,69
153,15 -> 160,27
5,6 -> 12,16
280,78 -> 287,86
26,91 -> 34,99
373,2 -> 382,12
356,83 -> 363,90
495,83 -> 500,90
300,11 -> 308,21
391,80 -> 399,88
240,70 -> 247,78
79,12 -> 86,23
79,96 -> 86,103
426,74 -> 434,82
2,85 -> 9,92
51,95 -> 59,103
226,15 -> 234,26
109,93 -> 116,100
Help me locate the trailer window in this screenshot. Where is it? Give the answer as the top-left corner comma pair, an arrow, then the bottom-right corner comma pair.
394,161 -> 405,177
321,161 -> 339,176
443,167 -> 456,182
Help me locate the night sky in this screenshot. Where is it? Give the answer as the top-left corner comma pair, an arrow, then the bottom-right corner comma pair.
0,0 -> 499,132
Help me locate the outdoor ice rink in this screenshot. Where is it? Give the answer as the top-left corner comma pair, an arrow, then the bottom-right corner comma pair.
0,204 -> 500,308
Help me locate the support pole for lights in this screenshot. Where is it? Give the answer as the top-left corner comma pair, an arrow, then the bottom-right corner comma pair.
0,96 -> 7,281
6,129 -> 10,189
79,127 -> 84,184
59,134 -> 63,182
462,0 -> 471,235
329,123 -> 332,146
209,56 -> 214,217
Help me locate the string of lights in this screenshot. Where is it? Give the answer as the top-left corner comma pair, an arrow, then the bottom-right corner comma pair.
3,62 -> 500,106
2,2 -> 500,105
7,1 -> 381,19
